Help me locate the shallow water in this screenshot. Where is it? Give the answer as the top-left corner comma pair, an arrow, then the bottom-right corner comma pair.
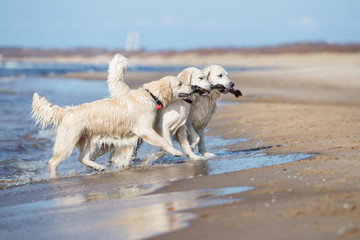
0,61 -> 268,77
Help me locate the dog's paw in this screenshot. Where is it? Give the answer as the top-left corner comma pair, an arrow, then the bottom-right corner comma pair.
190,143 -> 197,150
203,152 -> 216,158
172,149 -> 183,157
189,154 -> 204,160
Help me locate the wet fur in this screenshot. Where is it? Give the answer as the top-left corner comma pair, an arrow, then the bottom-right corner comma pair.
32,74 -> 192,178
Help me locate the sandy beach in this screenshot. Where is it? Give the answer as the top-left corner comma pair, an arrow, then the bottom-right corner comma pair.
151,53 -> 360,239
1,52 -> 360,239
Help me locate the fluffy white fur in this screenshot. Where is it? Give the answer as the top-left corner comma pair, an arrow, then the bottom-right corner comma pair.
186,65 -> 235,157
107,54 -> 130,96
32,73 -> 193,178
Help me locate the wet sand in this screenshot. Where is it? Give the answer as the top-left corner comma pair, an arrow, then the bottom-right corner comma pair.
2,53 -> 360,239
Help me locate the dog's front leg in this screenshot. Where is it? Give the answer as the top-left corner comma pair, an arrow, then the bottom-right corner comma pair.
136,128 -> 182,157
186,122 -> 200,150
176,125 -> 203,160
198,129 -> 215,158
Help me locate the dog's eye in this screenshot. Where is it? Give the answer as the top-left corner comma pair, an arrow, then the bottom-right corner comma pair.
199,76 -> 204,80
178,82 -> 182,87
218,74 -> 223,78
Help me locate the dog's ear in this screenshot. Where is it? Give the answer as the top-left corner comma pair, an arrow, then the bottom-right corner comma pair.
159,81 -> 172,104
144,78 -> 172,106
177,69 -> 193,85
202,67 -> 212,80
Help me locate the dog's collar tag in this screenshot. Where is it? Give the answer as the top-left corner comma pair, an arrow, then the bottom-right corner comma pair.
144,88 -> 163,110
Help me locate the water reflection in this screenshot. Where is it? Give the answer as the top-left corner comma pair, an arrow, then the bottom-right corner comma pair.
0,185 -> 252,240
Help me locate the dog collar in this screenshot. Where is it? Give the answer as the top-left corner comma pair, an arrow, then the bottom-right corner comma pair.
145,89 -> 163,110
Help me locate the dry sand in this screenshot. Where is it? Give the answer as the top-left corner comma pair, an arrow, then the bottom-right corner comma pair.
57,53 -> 360,239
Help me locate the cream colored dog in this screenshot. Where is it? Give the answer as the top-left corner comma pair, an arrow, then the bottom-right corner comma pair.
31,73 -> 194,178
187,65 -> 237,157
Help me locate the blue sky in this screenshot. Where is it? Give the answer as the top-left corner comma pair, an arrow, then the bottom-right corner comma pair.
0,0 -> 359,50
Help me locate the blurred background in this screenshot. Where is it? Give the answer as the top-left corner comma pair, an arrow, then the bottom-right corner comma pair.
0,0 -> 359,62
1,0 -> 360,50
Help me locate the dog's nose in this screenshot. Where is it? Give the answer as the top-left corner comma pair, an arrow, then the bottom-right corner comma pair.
230,82 -> 235,88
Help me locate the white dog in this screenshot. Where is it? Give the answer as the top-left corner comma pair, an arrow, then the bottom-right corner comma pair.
186,65 -> 241,157
32,73 -> 194,178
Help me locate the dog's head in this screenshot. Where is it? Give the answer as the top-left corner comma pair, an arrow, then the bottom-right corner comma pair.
177,67 -> 212,96
203,65 -> 235,94
144,76 -> 194,107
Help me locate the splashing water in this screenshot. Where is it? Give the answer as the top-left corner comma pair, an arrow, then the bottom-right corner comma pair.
0,76 -> 312,189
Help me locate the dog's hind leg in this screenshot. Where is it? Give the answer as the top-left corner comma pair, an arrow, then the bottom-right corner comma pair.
90,144 -> 113,162
176,125 -> 203,160
112,145 -> 134,169
78,139 -> 106,172
49,126 -> 80,178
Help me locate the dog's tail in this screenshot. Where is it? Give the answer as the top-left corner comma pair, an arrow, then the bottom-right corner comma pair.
31,92 -> 66,129
107,54 -> 131,97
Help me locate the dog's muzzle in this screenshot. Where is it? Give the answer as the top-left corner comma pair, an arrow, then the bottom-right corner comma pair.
211,84 -> 243,97
178,93 -> 191,98
211,84 -> 228,93
192,85 -> 210,96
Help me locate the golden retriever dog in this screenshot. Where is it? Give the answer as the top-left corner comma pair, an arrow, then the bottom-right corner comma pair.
153,67 -> 212,160
90,55 -> 212,162
31,73 -> 194,178
187,65 -> 242,157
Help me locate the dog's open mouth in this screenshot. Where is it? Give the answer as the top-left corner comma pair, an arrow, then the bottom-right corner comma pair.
211,84 -> 243,97
193,86 -> 210,96
211,84 -> 229,93
178,93 -> 191,98
183,98 -> 193,104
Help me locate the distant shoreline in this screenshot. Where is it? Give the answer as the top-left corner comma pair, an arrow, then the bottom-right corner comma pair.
1,42 -> 360,67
